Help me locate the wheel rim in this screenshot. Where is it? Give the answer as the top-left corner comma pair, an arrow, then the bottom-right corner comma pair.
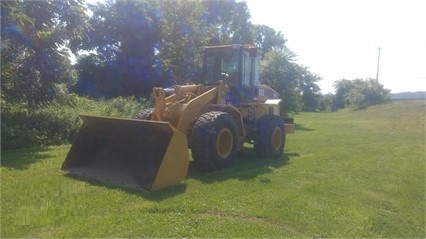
216,128 -> 233,159
271,127 -> 282,151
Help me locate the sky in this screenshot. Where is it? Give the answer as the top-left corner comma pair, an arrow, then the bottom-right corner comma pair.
245,0 -> 426,93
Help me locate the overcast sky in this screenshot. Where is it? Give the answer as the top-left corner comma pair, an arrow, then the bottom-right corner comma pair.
245,0 -> 426,93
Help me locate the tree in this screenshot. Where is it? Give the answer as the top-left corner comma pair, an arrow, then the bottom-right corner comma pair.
259,48 -> 322,112
1,0 -> 90,107
259,48 -> 302,112
294,65 -> 322,111
318,93 -> 335,111
70,54 -> 104,97
332,79 -> 352,111
252,24 -> 286,57
333,78 -> 391,110
158,0 -> 208,84
202,0 -> 253,45
158,0 -> 257,85
75,0 -> 257,91
69,0 -> 323,106
72,0 -> 166,98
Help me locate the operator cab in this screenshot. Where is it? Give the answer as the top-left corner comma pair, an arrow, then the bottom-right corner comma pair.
202,44 -> 259,106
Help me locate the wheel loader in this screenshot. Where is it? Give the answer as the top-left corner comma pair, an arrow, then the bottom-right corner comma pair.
62,44 -> 295,191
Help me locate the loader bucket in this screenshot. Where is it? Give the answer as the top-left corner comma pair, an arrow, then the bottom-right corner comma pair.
62,115 -> 189,191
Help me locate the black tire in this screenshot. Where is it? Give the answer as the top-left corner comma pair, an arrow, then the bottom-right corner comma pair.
134,108 -> 154,120
191,111 -> 239,171
254,114 -> 285,158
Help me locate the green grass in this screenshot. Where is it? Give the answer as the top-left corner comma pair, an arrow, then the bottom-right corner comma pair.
1,100 -> 425,237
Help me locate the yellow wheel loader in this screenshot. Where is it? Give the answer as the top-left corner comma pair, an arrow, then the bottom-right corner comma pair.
62,44 -> 294,191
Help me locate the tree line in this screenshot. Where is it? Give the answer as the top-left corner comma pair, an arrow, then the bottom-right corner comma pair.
1,0 -> 390,113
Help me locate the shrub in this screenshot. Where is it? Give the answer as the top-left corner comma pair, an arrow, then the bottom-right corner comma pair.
2,101 -> 79,149
1,95 -> 150,149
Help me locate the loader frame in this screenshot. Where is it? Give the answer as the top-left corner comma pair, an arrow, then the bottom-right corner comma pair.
62,44 -> 293,191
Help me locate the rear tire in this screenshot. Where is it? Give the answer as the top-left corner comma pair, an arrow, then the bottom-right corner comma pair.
191,111 -> 238,171
134,108 -> 154,120
254,114 -> 285,158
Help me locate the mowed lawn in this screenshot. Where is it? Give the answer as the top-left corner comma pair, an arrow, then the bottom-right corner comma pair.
1,100 -> 425,238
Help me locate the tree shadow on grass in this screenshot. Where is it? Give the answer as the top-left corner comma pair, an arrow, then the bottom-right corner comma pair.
1,147 -> 52,170
188,146 -> 300,184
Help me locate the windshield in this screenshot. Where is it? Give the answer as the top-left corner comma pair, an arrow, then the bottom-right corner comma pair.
203,47 -> 240,84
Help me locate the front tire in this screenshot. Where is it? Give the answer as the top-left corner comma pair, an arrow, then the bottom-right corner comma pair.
191,111 -> 239,171
254,114 -> 285,158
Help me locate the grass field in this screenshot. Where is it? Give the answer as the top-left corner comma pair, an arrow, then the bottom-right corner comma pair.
1,100 -> 425,238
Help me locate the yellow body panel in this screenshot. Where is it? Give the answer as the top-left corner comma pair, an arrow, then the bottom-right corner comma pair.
151,126 -> 189,191
177,86 -> 218,133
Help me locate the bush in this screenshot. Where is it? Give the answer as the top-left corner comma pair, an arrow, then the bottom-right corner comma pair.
333,78 -> 391,110
1,95 -> 150,149
1,101 -> 79,149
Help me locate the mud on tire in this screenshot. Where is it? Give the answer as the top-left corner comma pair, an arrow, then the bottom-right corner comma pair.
191,111 -> 239,171
254,114 -> 285,158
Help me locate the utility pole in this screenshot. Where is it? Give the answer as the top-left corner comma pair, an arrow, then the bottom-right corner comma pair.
376,46 -> 381,82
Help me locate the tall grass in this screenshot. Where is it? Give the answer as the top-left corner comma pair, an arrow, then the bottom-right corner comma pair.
1,100 -> 425,237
